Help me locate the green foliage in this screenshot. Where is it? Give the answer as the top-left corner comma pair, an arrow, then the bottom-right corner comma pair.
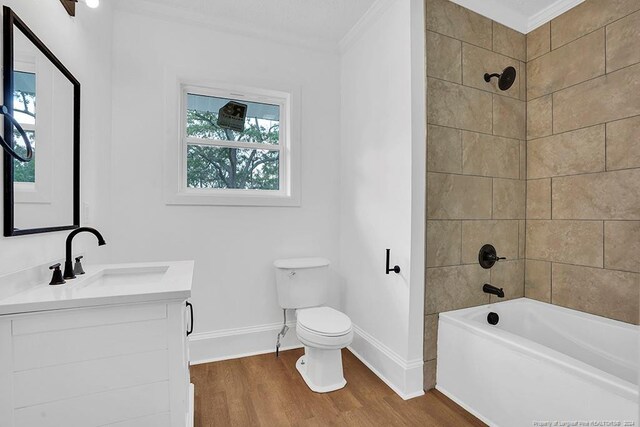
12,86 -> 36,183
12,133 -> 35,183
186,109 -> 280,190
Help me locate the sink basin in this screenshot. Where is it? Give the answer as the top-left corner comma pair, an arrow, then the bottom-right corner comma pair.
79,266 -> 169,289
0,261 -> 193,315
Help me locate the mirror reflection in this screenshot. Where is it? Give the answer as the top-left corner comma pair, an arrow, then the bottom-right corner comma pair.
4,9 -> 79,235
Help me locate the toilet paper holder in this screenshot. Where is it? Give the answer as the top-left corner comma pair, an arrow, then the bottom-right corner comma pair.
386,249 -> 401,275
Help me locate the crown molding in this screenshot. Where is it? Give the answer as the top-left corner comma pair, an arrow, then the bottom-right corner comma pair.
449,0 -> 585,34
451,0 -> 529,33
526,0 -> 585,32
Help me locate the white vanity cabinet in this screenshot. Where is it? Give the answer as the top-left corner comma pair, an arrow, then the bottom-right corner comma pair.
0,261 -> 194,427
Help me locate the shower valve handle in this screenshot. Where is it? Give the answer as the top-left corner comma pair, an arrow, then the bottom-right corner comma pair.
478,244 -> 505,269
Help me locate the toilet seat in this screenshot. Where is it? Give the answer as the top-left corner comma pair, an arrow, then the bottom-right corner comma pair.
296,306 -> 353,349
297,306 -> 352,336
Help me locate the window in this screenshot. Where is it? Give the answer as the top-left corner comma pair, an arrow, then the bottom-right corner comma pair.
175,84 -> 298,206
11,55 -> 55,206
13,70 -> 36,185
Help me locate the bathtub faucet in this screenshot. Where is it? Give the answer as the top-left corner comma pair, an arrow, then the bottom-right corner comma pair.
483,283 -> 504,298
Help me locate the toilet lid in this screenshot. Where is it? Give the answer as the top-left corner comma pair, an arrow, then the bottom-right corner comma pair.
297,306 -> 352,337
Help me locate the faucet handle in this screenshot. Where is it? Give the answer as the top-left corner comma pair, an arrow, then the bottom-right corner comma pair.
49,263 -> 66,286
478,244 -> 505,269
74,256 -> 85,275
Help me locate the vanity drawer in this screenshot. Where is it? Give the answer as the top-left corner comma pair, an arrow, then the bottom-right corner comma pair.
11,303 -> 166,335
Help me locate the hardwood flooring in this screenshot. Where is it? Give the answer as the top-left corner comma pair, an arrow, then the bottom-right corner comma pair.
191,348 -> 485,427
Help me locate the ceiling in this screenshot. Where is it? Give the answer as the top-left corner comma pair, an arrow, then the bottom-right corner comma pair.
451,0 -> 585,33
114,0 -> 586,49
114,0 -> 377,52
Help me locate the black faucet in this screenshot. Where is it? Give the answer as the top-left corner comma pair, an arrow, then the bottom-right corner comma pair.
483,283 -> 504,298
63,227 -> 106,280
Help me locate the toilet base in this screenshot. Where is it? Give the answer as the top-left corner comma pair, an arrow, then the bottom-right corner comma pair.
296,347 -> 347,393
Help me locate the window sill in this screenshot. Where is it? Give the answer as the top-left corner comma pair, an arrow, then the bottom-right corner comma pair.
165,191 -> 300,207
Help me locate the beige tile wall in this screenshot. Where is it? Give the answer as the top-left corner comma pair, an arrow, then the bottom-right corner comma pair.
424,0 -> 640,392
525,0 -> 640,326
424,0 -> 526,390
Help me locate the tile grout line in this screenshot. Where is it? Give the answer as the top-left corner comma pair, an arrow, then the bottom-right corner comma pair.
551,8 -> 640,51
428,168 -> 639,181
548,20 -> 551,55
430,109 -> 640,143
529,122 -> 604,145
528,61 -> 640,109
524,218 -> 639,222
458,39 -> 463,87
427,73 -> 524,101
526,58 -> 640,104
518,257 -> 640,275
604,24 -> 608,74
425,28 -> 525,63
428,123 -> 522,142
524,31 -> 529,297
426,260 -> 639,275
530,28 -> 607,99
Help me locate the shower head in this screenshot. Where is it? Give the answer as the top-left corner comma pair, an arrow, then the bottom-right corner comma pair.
484,66 -> 517,91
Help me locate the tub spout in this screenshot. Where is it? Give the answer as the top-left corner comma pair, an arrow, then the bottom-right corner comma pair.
483,283 -> 504,298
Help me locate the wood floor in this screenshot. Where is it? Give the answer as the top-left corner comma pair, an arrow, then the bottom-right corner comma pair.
191,348 -> 485,427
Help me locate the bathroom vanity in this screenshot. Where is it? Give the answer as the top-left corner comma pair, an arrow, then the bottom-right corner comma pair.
0,260 -> 194,427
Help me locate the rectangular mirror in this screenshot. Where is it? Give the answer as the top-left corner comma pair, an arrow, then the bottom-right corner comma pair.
3,7 -> 80,236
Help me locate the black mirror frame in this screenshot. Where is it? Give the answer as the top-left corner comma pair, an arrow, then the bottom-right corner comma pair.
3,6 -> 80,236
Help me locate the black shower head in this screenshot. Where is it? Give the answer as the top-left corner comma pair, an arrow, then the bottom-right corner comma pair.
484,66 -> 517,91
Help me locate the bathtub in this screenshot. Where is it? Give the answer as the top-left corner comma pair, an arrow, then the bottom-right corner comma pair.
436,298 -> 639,426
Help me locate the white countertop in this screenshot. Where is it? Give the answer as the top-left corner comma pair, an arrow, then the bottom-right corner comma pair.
0,260 -> 194,315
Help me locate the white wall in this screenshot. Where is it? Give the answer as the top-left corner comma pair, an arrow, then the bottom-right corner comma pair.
0,0 -> 113,275
338,0 -> 425,398
109,9 -> 342,361
0,0 -> 426,401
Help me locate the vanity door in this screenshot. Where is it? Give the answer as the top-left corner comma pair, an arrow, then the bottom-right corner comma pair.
0,301 -> 190,426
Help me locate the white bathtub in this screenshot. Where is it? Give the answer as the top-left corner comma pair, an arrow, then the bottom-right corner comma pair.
437,298 -> 639,426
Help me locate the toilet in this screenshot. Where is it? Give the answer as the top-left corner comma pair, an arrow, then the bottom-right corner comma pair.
274,257 -> 353,393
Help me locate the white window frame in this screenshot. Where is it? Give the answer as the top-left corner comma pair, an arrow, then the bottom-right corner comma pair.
166,82 -> 300,207
13,54 -> 54,205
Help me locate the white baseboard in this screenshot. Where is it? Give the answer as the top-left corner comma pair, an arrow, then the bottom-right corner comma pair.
189,321 -> 425,401
188,321 -> 302,364
348,324 -> 424,400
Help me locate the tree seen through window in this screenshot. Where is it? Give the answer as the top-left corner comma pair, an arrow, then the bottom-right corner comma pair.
186,94 -> 280,190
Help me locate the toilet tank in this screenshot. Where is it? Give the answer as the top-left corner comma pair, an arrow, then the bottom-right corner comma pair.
273,257 -> 330,309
